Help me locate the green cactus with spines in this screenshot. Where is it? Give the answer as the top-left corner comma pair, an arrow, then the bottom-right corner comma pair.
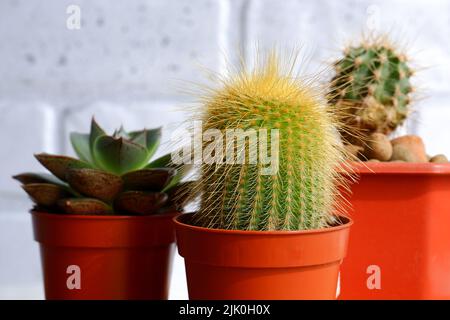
190,52 -> 349,231
329,36 -> 414,144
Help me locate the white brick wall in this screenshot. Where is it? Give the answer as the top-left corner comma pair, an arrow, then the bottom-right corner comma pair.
1,0 -> 449,299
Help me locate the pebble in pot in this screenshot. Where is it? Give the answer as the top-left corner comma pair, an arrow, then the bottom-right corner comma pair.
345,144 -> 364,159
363,133 -> 393,161
390,135 -> 428,163
430,154 -> 449,164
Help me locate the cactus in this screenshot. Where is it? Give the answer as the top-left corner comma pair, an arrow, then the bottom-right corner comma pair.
190,52 -> 349,231
329,36 -> 414,144
14,119 -> 193,215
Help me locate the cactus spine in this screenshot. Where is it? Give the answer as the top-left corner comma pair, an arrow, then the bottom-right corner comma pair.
329,36 -> 414,144
191,52 -> 349,231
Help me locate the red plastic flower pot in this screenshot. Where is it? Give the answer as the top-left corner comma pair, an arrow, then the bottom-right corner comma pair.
31,210 -> 177,300
340,162 -> 450,300
174,214 -> 352,300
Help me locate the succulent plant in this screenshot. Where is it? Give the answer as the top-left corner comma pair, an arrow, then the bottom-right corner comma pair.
189,51 -> 350,231
329,35 -> 414,144
14,119 -> 193,215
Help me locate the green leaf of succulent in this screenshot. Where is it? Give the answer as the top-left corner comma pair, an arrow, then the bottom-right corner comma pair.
122,168 -> 176,192
93,136 -> 149,175
129,127 -> 162,159
34,154 -> 92,182
129,130 -> 147,148
113,125 -> 130,139
70,132 -> 94,164
22,183 -> 72,207
89,118 -> 106,164
114,191 -> 168,215
146,152 -> 172,168
13,172 -> 66,186
161,164 -> 194,193
58,198 -> 112,215
66,168 -> 123,203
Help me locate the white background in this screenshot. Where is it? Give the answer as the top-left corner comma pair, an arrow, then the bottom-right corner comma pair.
1,0 -> 450,299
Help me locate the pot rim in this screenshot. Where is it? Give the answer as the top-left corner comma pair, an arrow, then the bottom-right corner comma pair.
31,210 -> 179,247
174,213 -> 353,236
31,210 -> 179,221
347,162 -> 450,175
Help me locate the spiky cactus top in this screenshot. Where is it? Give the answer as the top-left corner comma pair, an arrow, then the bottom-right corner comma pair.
329,37 -> 414,143
191,52 -> 349,231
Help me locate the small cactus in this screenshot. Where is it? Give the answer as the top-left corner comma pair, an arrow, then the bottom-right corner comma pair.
190,51 -> 350,231
329,35 -> 414,144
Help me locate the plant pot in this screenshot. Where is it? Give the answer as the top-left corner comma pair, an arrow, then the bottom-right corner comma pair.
174,214 -> 352,300
31,210 -> 177,300
340,162 -> 450,299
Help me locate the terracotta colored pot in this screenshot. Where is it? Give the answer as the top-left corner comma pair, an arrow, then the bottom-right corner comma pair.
174,214 -> 352,300
32,211 -> 177,300
340,163 -> 450,299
